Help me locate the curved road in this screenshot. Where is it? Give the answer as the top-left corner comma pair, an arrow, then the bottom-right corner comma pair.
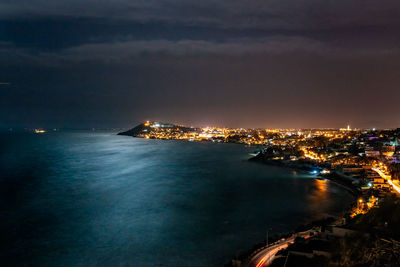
246,230 -> 314,267
372,168 -> 400,194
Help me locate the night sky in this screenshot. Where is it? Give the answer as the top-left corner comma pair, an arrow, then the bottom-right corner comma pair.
1,1 -> 400,129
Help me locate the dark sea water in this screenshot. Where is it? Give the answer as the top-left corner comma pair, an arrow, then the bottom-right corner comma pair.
0,131 -> 353,266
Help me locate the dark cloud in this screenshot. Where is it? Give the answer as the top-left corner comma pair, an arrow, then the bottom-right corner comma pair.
1,0 -> 400,129
2,0 -> 400,30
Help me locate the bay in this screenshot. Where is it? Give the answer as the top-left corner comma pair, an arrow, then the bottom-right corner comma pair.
0,131 -> 353,266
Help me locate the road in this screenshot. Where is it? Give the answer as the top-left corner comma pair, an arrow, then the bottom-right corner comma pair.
246,230 -> 313,267
388,179 -> 400,194
372,168 -> 400,194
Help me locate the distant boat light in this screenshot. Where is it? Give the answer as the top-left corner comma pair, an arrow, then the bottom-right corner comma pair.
34,129 -> 46,134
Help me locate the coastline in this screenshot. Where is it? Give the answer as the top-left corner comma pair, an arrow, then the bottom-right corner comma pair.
226,155 -> 360,267
118,132 -> 268,147
122,135 -> 359,197
248,153 -> 360,196
121,134 -> 360,266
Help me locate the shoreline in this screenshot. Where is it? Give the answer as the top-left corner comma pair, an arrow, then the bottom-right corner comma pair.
226,156 -> 360,267
122,134 -> 360,266
248,154 -> 360,196
126,135 -> 360,197
118,131 -> 274,147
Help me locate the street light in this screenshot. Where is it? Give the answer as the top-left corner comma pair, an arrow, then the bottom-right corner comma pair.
357,198 -> 363,211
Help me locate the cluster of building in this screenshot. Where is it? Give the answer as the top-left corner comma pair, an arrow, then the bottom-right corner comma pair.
252,126 -> 400,196
135,121 -> 271,144
241,125 -> 400,266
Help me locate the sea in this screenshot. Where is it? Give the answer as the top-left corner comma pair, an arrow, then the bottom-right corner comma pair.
0,131 -> 353,266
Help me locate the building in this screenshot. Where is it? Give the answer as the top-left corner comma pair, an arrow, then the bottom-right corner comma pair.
381,145 -> 395,157
365,146 -> 380,158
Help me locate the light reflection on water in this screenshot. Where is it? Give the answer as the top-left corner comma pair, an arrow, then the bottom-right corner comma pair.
315,179 -> 328,193
0,131 -> 353,266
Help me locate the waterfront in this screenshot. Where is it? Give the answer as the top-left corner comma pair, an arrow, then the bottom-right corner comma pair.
0,131 -> 354,266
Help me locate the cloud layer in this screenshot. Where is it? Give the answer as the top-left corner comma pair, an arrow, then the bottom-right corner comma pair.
1,0 -> 400,128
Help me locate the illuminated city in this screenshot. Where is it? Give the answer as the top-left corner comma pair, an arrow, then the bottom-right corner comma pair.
3,0 -> 400,266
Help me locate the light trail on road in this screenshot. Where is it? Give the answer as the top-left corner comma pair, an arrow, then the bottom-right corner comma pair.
388,179 -> 400,194
372,168 -> 400,194
248,230 -> 313,267
255,245 -> 288,267
252,238 -> 296,267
